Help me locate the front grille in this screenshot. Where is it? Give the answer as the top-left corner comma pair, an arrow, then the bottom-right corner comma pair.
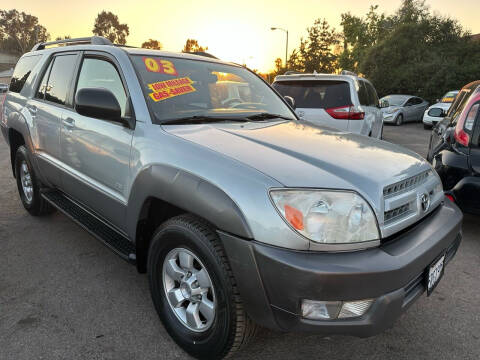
383,170 -> 430,198
384,202 -> 413,223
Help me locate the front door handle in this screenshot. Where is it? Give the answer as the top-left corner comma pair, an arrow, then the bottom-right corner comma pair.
62,118 -> 75,130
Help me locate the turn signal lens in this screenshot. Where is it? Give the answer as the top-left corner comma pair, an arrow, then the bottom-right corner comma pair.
284,204 -> 304,230
445,194 -> 455,202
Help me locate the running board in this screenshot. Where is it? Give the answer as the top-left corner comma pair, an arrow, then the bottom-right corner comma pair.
42,190 -> 136,265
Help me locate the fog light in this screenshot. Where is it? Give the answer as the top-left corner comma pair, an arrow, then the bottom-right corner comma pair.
301,300 -> 342,320
301,299 -> 373,320
338,300 -> 374,319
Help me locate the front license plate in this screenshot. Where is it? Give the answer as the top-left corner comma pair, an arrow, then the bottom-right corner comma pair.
426,254 -> 445,296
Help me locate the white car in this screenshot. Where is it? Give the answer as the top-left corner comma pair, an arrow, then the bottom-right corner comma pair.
422,90 -> 459,129
272,72 -> 384,138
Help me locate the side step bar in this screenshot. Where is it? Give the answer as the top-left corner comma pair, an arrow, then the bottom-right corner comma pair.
42,190 -> 136,265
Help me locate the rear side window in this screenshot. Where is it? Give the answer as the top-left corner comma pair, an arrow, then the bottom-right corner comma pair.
449,89 -> 474,124
357,81 -> 369,106
42,54 -> 77,106
272,80 -> 351,109
9,55 -> 41,93
364,82 -> 379,107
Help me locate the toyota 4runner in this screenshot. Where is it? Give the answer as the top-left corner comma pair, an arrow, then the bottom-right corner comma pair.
1,37 -> 462,359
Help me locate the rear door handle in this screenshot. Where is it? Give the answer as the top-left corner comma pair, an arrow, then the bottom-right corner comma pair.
62,117 -> 75,129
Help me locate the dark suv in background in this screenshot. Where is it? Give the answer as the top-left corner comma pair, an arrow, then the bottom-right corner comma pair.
427,80 -> 480,214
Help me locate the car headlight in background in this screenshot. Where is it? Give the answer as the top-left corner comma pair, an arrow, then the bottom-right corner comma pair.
385,107 -> 400,114
270,189 -> 379,246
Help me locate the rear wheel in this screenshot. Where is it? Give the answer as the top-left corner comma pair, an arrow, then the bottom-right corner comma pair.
395,114 -> 403,126
14,145 -> 54,216
147,214 -> 257,359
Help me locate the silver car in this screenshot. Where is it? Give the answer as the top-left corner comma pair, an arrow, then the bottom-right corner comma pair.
381,95 -> 429,125
272,72 -> 384,138
1,37 -> 462,359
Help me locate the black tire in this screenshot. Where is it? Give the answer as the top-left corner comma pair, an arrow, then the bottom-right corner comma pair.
147,214 -> 257,359
423,123 -> 431,130
395,114 -> 403,126
14,145 -> 55,216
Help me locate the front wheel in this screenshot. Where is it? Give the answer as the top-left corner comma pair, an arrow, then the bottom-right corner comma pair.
147,214 -> 257,359
395,114 -> 403,126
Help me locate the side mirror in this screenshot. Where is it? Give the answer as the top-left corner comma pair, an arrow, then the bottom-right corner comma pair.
427,108 -> 446,118
284,96 -> 296,109
380,99 -> 389,108
75,87 -> 123,123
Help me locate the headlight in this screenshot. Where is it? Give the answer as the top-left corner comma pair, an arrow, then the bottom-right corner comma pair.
386,107 -> 400,114
270,189 -> 379,246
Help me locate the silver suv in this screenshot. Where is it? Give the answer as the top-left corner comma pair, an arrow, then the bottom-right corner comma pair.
1,37 -> 462,359
272,72 -> 384,138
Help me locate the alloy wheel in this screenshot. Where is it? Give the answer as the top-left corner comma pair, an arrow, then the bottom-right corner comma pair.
162,248 -> 216,332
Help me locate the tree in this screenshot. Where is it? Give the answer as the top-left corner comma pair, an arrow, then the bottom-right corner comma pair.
0,9 -> 49,54
182,39 -> 208,53
92,11 -> 129,45
360,1 -> 476,102
339,6 -> 393,72
141,39 -> 162,50
297,19 -> 340,73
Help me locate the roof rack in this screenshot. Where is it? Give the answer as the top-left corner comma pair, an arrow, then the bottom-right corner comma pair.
340,70 -> 358,76
284,70 -> 303,75
32,36 -> 112,51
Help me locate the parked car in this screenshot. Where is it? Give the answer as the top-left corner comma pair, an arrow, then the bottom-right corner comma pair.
272,72 -> 384,138
427,81 -> 480,214
423,90 -> 459,129
1,37 -> 463,360
380,95 -> 429,126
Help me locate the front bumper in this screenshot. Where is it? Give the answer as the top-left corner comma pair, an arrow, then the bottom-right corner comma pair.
220,200 -> 462,336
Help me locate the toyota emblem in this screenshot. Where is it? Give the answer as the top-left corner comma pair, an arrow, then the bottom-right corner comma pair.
421,193 -> 430,212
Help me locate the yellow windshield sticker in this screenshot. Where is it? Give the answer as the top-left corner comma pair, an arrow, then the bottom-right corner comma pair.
148,77 -> 196,102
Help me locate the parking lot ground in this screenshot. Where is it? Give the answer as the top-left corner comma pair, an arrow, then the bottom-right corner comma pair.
0,123 -> 479,360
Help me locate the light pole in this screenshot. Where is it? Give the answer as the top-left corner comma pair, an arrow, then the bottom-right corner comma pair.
270,27 -> 288,69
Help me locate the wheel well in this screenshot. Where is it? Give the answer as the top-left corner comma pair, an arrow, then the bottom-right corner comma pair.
8,129 -> 25,177
135,197 -> 186,273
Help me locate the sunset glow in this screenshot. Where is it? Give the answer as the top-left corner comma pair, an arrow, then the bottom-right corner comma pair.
2,0 -> 479,72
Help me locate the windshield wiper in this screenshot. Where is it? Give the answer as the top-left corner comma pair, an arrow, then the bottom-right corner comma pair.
245,113 -> 294,121
160,113 -> 294,125
161,116 -> 250,125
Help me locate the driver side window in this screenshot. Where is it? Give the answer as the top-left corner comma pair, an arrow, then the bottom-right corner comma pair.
76,58 -> 128,117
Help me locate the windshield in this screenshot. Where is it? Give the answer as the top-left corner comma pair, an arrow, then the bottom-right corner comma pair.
380,95 -> 407,107
440,91 -> 459,103
130,55 -> 295,123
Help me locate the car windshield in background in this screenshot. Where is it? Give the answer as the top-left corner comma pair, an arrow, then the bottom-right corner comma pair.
130,55 -> 294,123
441,91 -> 459,103
272,80 -> 351,109
381,95 -> 407,106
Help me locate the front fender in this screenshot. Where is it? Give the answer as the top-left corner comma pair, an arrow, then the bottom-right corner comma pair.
126,164 -> 253,242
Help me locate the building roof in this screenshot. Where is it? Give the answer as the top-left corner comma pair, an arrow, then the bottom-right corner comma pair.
471,33 -> 480,42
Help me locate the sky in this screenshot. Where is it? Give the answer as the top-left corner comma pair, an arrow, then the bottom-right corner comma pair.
3,0 -> 480,72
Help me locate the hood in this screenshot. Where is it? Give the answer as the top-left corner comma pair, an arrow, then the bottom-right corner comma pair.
164,121 -> 430,209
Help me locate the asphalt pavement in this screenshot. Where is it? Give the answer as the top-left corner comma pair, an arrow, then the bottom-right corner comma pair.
0,122 -> 479,359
